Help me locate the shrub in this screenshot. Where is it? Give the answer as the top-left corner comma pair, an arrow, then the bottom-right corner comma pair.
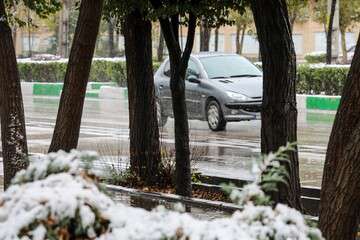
297,64 -> 349,95
17,59 -> 162,87
304,52 -> 326,64
0,149 -> 324,240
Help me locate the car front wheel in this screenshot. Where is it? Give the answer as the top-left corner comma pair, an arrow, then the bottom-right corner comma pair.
206,100 -> 226,131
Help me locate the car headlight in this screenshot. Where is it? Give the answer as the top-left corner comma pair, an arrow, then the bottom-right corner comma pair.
226,91 -> 249,101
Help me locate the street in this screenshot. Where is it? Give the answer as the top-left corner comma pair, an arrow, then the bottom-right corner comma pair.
1,95 -> 334,187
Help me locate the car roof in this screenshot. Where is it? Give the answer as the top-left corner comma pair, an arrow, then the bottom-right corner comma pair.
191,52 -> 239,59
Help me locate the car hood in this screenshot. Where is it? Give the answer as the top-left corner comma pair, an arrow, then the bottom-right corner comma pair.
211,76 -> 263,98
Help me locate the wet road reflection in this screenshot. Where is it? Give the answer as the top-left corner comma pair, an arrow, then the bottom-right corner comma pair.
1,96 -> 334,188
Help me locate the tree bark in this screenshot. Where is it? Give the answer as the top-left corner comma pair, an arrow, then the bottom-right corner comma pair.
251,0 -> 302,211
214,27 -> 219,51
200,19 -> 210,52
124,10 -> 161,185
0,1 -> 28,189
319,34 -> 360,240
49,0 -> 103,152
108,19 -> 115,57
340,28 -> 348,64
326,0 -> 337,64
157,27 -> 164,62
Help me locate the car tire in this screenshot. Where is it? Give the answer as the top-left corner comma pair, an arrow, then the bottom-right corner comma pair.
206,100 -> 226,131
157,101 -> 168,128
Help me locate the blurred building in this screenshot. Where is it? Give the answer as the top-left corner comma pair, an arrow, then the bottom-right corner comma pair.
13,17 -> 358,61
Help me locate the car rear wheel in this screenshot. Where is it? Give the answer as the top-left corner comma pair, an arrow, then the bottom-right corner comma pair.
157,101 -> 168,128
206,100 -> 226,131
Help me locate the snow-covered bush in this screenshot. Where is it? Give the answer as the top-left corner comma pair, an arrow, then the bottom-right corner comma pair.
0,150 -> 324,240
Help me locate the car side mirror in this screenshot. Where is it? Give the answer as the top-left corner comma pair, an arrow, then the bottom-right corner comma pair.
188,75 -> 201,84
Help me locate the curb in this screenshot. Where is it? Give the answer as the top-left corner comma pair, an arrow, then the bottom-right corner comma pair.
21,83 -> 340,114
21,82 -> 116,98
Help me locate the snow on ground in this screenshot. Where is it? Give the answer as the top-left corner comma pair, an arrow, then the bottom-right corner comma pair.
17,57 -> 126,64
0,151 -> 323,240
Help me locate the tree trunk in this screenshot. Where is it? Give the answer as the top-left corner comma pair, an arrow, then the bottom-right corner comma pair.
319,34 -> 360,240
250,0 -> 302,211
124,10 -> 161,185
239,25 -> 246,55
157,27 -> 164,62
235,25 -> 240,54
0,1 -> 28,189
108,19 -> 115,57
58,0 -> 70,57
154,11 -> 197,197
200,19 -> 210,52
340,28 -> 348,64
214,28 -> 219,51
49,0 -> 103,152
326,0 -> 337,64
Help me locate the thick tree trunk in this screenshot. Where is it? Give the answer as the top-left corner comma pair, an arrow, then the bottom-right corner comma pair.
108,19 -> 115,57
124,10 -> 161,185
0,1 -> 28,189
319,35 -> 360,240
340,28 -> 348,64
49,0 -> 103,152
326,0 -> 336,64
157,27 -> 164,62
200,19 -> 210,52
251,0 -> 302,210
214,28 -> 219,51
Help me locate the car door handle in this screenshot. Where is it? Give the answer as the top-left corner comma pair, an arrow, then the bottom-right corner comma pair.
159,85 -> 164,89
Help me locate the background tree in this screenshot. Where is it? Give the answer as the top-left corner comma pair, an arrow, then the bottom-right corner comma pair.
312,0 -> 328,33
338,0 -> 360,63
250,0 -> 302,210
1,0 -> 60,188
107,18 -> 116,57
319,34 -> 360,240
286,0 -> 309,31
58,0 -> 69,57
49,0 -> 104,152
229,8 -> 252,54
326,0 -> 337,64
199,18 -> 210,51
157,25 -> 165,61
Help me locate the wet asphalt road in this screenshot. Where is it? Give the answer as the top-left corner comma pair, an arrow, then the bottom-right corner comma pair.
1,96 -> 335,187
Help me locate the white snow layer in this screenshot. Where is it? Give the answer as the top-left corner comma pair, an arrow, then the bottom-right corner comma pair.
0,151 -> 324,240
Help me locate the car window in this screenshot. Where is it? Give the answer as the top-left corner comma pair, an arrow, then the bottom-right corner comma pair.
200,55 -> 262,79
186,60 -> 200,79
163,61 -> 171,77
163,59 -> 200,79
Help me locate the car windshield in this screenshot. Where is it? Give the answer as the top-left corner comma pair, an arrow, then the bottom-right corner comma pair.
200,55 -> 262,79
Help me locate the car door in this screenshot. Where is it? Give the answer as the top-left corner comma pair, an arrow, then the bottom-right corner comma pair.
185,59 -> 203,119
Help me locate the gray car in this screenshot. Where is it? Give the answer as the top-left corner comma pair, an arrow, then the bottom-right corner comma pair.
155,53 -> 263,131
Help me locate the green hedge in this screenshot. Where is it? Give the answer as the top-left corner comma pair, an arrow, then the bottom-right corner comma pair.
18,60 -> 349,96
18,60 -> 161,87
304,52 -> 326,63
297,65 -> 348,95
